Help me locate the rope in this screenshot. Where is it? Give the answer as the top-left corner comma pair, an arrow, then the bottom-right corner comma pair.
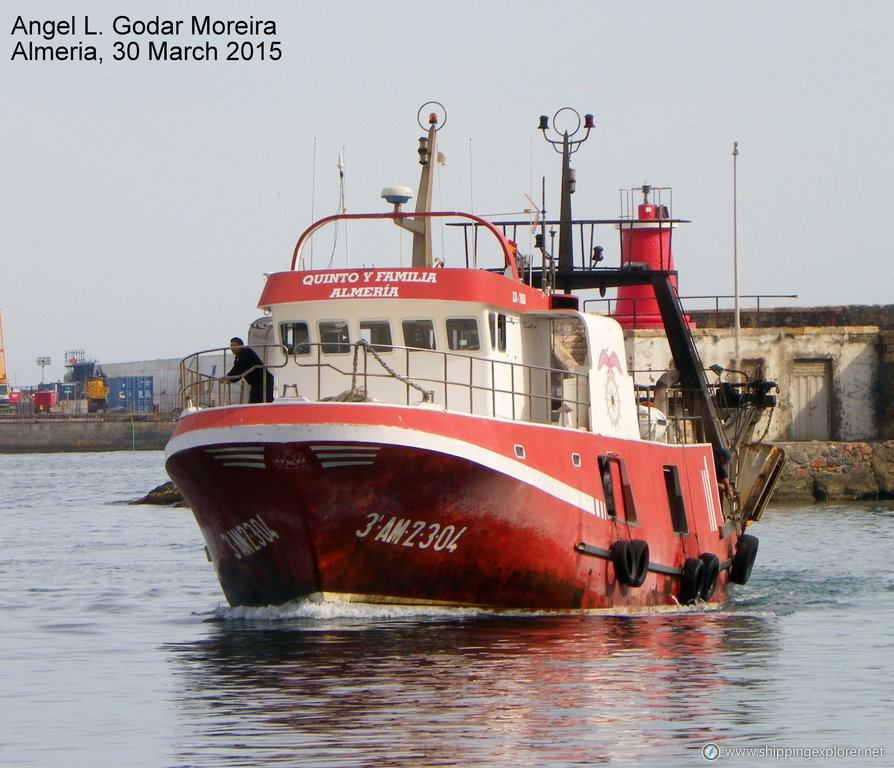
351,341 -> 434,402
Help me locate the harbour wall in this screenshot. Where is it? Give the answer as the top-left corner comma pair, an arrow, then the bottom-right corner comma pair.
627,325 -> 886,442
3,419 -> 892,503
771,441 -> 894,502
684,305 -> 894,440
0,418 -> 176,453
135,440 -> 894,506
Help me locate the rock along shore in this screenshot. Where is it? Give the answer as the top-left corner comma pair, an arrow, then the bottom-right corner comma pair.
771,441 -> 894,502
132,481 -> 188,506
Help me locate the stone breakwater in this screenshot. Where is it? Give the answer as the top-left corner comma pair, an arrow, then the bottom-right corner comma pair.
772,441 -> 894,502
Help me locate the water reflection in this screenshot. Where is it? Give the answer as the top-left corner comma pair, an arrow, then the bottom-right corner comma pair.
166,611 -> 780,767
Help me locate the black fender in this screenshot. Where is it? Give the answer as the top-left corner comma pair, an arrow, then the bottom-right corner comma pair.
699,553 -> 720,601
611,540 -> 637,586
611,539 -> 649,587
729,534 -> 759,585
629,539 -> 650,587
678,557 -> 705,604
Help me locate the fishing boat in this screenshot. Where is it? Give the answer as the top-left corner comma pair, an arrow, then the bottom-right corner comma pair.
165,104 -> 784,610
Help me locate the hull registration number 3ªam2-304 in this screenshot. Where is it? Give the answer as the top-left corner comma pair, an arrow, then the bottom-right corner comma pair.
356,513 -> 467,553
220,515 -> 280,560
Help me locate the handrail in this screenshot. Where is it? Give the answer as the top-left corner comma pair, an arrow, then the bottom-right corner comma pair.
178,345 -> 287,409
290,211 -> 520,280
176,342 -> 767,446
582,293 -> 799,328
178,341 -> 590,429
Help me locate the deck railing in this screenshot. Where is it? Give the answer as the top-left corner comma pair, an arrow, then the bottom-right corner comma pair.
632,372 -> 776,448
582,294 -> 799,328
179,344 -> 774,445
179,343 -> 591,429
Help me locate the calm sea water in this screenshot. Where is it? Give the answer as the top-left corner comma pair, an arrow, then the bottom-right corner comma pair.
1,452 -> 892,768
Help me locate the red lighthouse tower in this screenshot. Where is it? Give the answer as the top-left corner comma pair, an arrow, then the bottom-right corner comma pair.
612,185 -> 692,329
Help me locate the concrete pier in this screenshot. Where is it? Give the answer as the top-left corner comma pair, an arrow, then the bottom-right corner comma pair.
0,418 -> 176,453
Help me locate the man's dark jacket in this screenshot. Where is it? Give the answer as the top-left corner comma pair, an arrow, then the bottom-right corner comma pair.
228,347 -> 274,403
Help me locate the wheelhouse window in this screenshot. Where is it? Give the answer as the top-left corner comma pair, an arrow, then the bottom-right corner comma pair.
663,465 -> 689,535
488,312 -> 507,352
446,318 -> 480,351
359,320 -> 393,352
402,319 -> 436,350
280,321 -> 310,356
598,455 -> 637,524
319,320 -> 351,354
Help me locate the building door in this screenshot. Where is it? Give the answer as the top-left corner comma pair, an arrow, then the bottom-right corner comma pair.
791,359 -> 831,440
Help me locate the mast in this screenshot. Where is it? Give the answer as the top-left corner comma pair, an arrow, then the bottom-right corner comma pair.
538,108 -> 594,283
392,102 -> 446,268
732,141 -> 741,364
0,309 -> 7,387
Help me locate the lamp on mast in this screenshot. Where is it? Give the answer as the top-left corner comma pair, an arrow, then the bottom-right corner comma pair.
36,356 -> 51,385
390,102 -> 447,268
538,108 -> 594,284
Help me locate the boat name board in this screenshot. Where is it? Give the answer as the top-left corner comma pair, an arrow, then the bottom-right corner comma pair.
302,270 -> 438,285
300,270 -> 528,305
261,268 -> 538,308
330,285 -> 401,298
303,270 -> 438,299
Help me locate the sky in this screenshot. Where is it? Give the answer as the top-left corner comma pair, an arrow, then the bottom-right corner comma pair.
2,0 -> 892,386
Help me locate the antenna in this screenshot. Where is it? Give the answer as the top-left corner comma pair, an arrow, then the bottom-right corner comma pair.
308,136 -> 317,270
327,150 -> 348,269
469,137 -> 474,213
278,193 -> 287,268
381,187 -> 414,207
339,150 -> 349,268
523,193 -> 543,230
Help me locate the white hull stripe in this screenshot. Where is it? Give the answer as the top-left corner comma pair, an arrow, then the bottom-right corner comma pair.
167,422 -> 596,516
309,443 -> 378,451
207,445 -> 266,469
701,456 -> 720,531
317,461 -> 377,468
310,444 -> 380,468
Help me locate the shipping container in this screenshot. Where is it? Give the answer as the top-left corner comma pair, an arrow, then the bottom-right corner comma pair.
106,376 -> 154,413
33,390 -> 58,410
59,383 -> 78,400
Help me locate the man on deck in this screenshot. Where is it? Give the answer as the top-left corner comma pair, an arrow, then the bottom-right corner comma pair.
227,337 -> 274,403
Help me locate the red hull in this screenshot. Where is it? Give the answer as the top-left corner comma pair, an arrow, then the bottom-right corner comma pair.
165,402 -> 739,610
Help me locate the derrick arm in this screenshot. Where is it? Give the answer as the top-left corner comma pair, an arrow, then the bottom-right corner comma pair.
650,273 -> 727,450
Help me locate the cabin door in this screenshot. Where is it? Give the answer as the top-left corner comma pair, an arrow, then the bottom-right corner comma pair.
791,359 -> 831,440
